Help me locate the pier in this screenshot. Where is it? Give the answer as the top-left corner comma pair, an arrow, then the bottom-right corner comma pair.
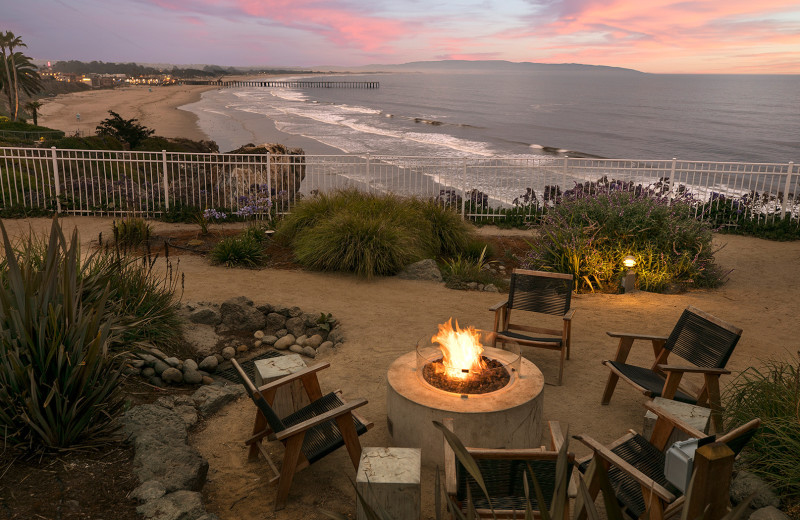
181,79 -> 379,89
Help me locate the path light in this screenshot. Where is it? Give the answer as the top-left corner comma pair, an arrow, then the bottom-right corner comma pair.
622,255 -> 637,293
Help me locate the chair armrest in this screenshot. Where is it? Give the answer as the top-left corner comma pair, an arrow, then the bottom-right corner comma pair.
549,420 -> 566,451
442,418 -> 457,496
606,331 -> 669,341
256,362 -> 331,394
489,300 -> 508,312
563,309 -> 576,321
573,434 -> 676,503
274,397 -> 367,441
656,365 -> 730,375
644,400 -> 705,439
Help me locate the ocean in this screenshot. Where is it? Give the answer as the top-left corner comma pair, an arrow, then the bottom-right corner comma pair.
182,70 -> 799,164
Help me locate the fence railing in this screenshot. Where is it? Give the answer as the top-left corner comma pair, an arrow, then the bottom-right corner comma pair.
1,146 -> 797,225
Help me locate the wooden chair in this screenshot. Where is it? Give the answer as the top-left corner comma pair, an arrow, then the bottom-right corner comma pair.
600,305 -> 742,432
231,358 -> 373,510
443,418 -> 576,519
574,400 -> 760,520
490,269 -> 575,385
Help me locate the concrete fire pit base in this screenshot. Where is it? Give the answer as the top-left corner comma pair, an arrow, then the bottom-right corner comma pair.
386,347 -> 544,466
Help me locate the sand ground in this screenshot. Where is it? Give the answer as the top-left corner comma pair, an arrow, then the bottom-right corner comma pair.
2,216 -> 798,519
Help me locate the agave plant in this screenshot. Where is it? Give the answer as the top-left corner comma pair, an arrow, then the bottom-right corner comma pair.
0,218 -> 126,450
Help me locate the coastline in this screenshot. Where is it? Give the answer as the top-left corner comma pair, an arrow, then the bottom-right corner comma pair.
38,84 -> 218,142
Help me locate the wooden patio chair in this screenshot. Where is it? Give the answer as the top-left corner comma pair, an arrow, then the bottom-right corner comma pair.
231,358 -> 373,510
574,400 -> 760,520
490,269 -> 575,385
600,305 -> 742,432
443,418 -> 576,519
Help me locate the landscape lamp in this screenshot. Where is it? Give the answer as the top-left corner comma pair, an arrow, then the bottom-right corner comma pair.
622,255 -> 637,293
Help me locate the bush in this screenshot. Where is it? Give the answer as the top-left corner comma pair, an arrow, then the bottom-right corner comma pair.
278,189 -> 478,278
209,233 -> 266,268
0,219 -> 126,450
724,352 -> 800,504
112,217 -> 151,247
521,190 -> 728,293
441,245 -> 508,291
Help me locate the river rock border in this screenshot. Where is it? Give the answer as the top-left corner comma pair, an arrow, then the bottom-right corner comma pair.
122,383 -> 245,520
125,296 -> 345,387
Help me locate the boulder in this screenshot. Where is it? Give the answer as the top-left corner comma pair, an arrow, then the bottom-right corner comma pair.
191,385 -> 244,417
198,355 -> 218,372
133,445 -> 208,492
750,506 -> 789,520
219,296 -> 266,332
264,313 -> 287,335
122,404 -> 187,447
188,306 -> 221,326
182,323 -> 221,358
397,259 -> 443,282
285,317 -> 306,337
130,480 -> 167,503
730,471 -> 781,509
136,490 -> 205,520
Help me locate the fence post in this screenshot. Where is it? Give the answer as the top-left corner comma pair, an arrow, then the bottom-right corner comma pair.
266,152 -> 272,214
366,153 -> 371,193
780,162 -> 794,220
685,442 -> 735,520
51,146 -> 62,214
667,158 -> 677,205
461,158 -> 467,220
162,150 -> 170,211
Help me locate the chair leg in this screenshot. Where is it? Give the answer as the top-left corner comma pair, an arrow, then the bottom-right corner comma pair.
274,434 -> 305,511
704,375 -> 724,434
335,413 -> 363,470
600,371 -> 619,405
557,345 -> 566,385
249,411 -> 267,461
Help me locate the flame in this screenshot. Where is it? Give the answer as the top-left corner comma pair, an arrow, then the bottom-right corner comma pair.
431,318 -> 485,380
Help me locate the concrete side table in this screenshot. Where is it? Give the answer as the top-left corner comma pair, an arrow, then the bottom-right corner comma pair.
643,396 -> 711,445
356,447 -> 421,520
254,353 -> 310,419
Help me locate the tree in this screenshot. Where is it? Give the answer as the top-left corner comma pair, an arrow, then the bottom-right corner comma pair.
95,110 -> 155,149
25,100 -> 42,126
0,31 -> 26,121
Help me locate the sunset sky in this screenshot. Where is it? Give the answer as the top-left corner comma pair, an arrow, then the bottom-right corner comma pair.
7,0 -> 800,73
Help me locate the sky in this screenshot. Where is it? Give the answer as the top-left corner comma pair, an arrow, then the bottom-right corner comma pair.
5,0 -> 800,74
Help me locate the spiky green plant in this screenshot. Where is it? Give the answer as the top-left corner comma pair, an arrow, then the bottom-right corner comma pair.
112,217 -> 151,248
0,218 -> 126,450
209,233 -> 266,268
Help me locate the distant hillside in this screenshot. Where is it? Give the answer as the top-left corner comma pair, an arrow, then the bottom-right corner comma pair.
328,60 -> 644,74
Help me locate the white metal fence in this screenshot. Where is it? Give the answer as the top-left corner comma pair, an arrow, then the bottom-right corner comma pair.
1,146 -> 797,224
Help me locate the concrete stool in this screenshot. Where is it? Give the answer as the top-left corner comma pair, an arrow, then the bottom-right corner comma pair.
254,353 -> 309,419
356,447 -> 421,520
643,397 -> 711,446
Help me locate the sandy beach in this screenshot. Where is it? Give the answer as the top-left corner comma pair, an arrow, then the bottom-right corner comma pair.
37,84 -> 218,142
2,216 -> 798,519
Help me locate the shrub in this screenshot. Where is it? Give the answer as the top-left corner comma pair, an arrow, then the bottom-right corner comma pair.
521,190 -> 727,293
0,218 -> 126,450
112,217 -> 151,247
724,352 -> 800,504
415,199 -> 472,257
293,212 -> 419,278
441,245 -> 507,291
209,233 -> 266,268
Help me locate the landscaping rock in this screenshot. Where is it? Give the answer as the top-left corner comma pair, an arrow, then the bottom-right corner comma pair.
730,471 -> 781,509
130,480 -> 167,503
201,376 -> 214,385
253,340 -> 263,348
236,344 -> 248,353
316,341 -> 333,356
274,334 -> 295,351
221,346 -> 236,360
198,356 -> 218,372
150,348 -> 168,360
136,490 -> 205,520
262,335 -> 278,346
305,334 -> 324,348
275,328 -> 288,338
149,376 -> 165,387
196,514 -> 222,520
133,444 -> 208,492
285,317 -> 306,337
182,323 -> 221,358
191,385 -> 244,417
131,359 -> 147,369
289,344 -> 304,354
397,258 -> 443,282
750,506 -> 789,520
264,313 -> 287,334
483,284 -> 499,293
219,296 -> 266,332
254,330 -> 265,339
141,367 -> 156,378
303,312 -> 319,326
122,404 -> 188,447
164,357 -> 181,368
302,346 -> 317,358
256,302 -> 273,314
183,359 -> 198,372
161,368 -> 183,384
153,360 -> 170,376
295,334 -> 308,346
288,306 -> 303,317
327,327 -> 344,345
182,368 -> 203,385
188,306 -> 221,326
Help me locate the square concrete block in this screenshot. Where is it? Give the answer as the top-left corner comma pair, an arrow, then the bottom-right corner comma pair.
356,447 -> 421,520
643,397 -> 711,445
254,354 -> 309,419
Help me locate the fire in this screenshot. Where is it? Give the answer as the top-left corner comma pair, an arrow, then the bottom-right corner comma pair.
431,318 -> 486,380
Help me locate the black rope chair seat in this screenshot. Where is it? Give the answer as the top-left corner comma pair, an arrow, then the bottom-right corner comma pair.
606,361 -> 696,403
577,434 -> 681,519
497,330 -> 563,345
456,458 -> 567,512
279,392 -> 368,465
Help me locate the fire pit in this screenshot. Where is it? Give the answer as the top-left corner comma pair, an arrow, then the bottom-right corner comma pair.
387,319 -> 544,465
